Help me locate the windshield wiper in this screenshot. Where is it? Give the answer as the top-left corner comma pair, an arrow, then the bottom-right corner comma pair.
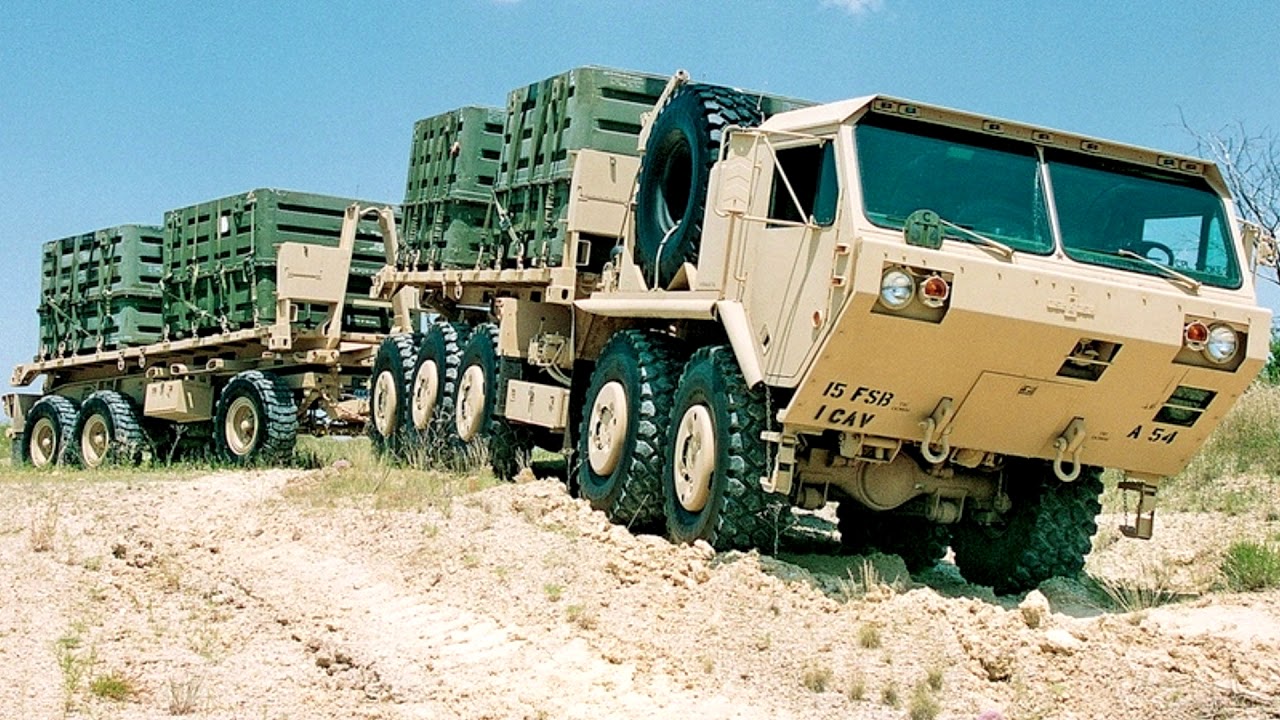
1114,249 -> 1201,293
936,216 -> 1015,260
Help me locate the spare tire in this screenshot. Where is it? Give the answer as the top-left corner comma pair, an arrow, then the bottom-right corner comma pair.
635,84 -> 764,289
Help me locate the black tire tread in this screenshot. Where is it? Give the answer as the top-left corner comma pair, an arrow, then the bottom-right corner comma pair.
669,346 -> 791,552
217,370 -> 298,463
369,333 -> 419,457
636,85 -> 766,287
578,330 -> 681,528
76,390 -> 145,466
413,321 -> 470,443
24,394 -> 79,467
461,323 -> 532,480
951,464 -> 1104,594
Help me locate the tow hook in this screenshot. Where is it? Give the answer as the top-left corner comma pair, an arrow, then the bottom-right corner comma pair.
919,398 -> 954,464
1052,417 -> 1086,482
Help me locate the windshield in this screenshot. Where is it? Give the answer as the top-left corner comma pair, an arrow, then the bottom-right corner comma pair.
1048,152 -> 1241,289
856,116 -> 1054,254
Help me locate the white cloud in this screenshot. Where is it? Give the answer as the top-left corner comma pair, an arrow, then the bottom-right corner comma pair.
821,0 -> 885,16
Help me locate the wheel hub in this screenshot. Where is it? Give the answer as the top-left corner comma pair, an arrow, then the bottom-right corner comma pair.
455,364 -> 487,442
412,360 -> 439,431
587,381 -> 629,475
372,370 -> 398,436
30,416 -> 57,467
673,404 -> 716,512
225,396 -> 260,457
80,414 -> 110,468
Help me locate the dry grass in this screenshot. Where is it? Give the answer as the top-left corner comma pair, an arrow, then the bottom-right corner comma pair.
1087,561 -> 1194,612
1221,540 -> 1280,591
1160,384 -> 1280,515
286,437 -> 499,512
28,500 -> 59,552
800,662 -> 834,693
858,623 -> 882,649
167,675 -> 203,715
908,681 -> 941,720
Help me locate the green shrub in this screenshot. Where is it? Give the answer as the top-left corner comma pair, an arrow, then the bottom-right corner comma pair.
1222,540 -> 1280,591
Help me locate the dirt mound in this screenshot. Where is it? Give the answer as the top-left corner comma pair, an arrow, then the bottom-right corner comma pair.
0,471 -> 1276,718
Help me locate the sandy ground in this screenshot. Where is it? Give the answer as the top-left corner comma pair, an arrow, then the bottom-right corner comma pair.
1,467 -> 1278,719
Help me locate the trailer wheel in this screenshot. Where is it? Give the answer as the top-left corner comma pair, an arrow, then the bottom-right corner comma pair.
950,462 -> 1103,594
24,395 -> 79,468
455,323 -> 529,480
837,504 -> 951,573
410,322 -> 469,460
75,391 -> 144,468
215,370 -> 297,464
635,84 -> 764,289
577,330 -> 680,529
662,346 -> 790,551
369,333 -> 419,459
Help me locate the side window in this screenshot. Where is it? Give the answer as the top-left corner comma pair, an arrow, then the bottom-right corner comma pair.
767,144 -> 830,225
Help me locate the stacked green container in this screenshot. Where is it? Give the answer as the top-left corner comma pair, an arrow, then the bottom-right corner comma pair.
492,67 -> 668,267
162,188 -> 394,339
38,225 -> 166,358
400,106 -> 504,269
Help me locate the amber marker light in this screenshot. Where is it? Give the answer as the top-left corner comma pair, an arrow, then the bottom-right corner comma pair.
920,275 -> 950,308
1183,320 -> 1209,351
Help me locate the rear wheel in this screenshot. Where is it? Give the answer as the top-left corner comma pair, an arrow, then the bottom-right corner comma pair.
75,391 -> 144,468
578,330 -> 680,529
410,321 -> 469,461
369,333 -> 418,459
662,346 -> 790,552
215,370 -> 297,464
951,461 -> 1103,594
24,395 -> 79,468
455,323 -> 530,479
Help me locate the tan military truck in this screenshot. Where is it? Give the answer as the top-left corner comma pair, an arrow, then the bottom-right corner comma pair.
366,70 -> 1272,593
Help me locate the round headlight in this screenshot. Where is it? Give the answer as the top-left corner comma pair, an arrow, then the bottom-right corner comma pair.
880,269 -> 915,309
1203,324 -> 1239,364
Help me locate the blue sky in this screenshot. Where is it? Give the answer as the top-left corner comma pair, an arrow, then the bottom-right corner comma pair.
2,0 -> 1278,404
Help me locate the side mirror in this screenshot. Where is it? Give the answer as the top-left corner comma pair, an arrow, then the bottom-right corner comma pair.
811,143 -> 839,227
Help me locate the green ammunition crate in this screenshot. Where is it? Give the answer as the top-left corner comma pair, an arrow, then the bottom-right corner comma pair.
162,189 -> 394,338
491,67 -> 814,268
404,106 -> 505,206
39,295 -> 164,359
399,199 -> 491,269
399,106 -> 503,269
37,225 -> 166,357
41,224 -> 165,300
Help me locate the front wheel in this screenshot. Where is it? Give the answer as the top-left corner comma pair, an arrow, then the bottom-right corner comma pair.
662,346 -> 790,552
950,461 -> 1103,594
214,370 -> 297,464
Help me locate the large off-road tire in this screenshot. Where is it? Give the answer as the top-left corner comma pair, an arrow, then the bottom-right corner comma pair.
74,390 -> 145,468
214,370 -> 297,464
837,503 -> 951,573
24,395 -> 79,468
578,330 -> 681,529
951,462 -> 1104,594
409,321 -> 469,462
635,84 -> 765,289
454,323 -> 530,480
369,333 -> 419,459
662,346 -> 791,552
